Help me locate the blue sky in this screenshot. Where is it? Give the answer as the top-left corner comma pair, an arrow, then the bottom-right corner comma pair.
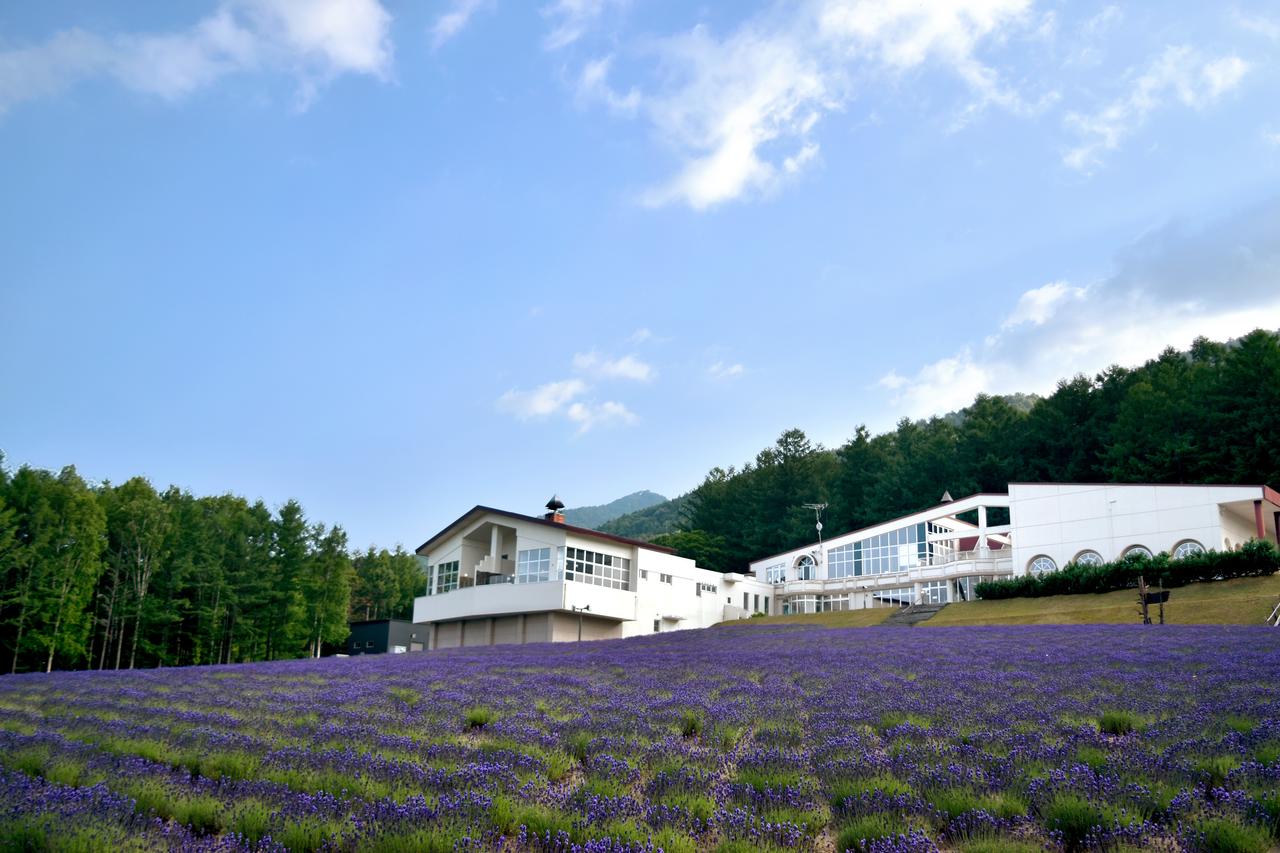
2,0 -> 1279,550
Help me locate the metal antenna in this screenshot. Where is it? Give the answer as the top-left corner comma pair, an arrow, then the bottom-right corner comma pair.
802,503 -> 828,548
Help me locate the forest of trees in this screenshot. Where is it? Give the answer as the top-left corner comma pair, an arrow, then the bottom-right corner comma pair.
653,330 -> 1280,572
0,468 -> 423,674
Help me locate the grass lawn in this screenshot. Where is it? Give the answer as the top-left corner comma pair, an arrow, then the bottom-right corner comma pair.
720,575 -> 1280,629
926,574 -> 1280,626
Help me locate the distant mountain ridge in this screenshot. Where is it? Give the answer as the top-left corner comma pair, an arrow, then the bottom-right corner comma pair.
562,490 -> 667,529
597,493 -> 690,540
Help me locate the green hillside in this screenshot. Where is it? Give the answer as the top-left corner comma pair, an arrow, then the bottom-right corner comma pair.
562,490 -> 667,529
597,492 -> 690,539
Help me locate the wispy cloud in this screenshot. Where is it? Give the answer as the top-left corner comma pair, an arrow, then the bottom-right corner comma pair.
879,198 -> 1280,419
497,378 -> 588,419
430,0 -> 490,50
575,55 -> 639,114
707,361 -> 745,380
542,0 -> 625,51
1063,45 -> 1249,172
572,351 -> 654,381
566,400 -> 636,432
498,348 -> 650,433
578,0 -> 1042,211
1232,9 -> 1280,41
0,0 -> 393,114
627,327 -> 653,344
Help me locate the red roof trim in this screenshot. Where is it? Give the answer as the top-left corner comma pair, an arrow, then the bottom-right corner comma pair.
415,505 -> 677,557
1008,481 -> 1267,489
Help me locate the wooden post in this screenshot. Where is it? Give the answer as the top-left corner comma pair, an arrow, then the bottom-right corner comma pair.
1137,576 -> 1151,625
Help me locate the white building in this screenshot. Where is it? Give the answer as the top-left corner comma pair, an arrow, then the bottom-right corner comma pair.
751,483 -> 1280,614
412,497 -> 773,648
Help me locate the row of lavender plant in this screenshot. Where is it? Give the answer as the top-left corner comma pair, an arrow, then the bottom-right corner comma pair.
0,624 -> 1277,852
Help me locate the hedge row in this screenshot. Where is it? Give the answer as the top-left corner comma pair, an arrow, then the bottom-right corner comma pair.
974,539 -> 1280,600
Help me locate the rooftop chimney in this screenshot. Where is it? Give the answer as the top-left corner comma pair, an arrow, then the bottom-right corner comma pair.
544,494 -> 566,524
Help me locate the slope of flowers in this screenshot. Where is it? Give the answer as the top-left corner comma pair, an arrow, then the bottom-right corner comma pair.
0,625 -> 1278,852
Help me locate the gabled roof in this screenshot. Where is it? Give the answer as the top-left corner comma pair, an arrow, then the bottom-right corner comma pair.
415,505 -> 677,557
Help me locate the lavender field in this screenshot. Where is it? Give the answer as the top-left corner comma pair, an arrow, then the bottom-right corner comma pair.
1,625 -> 1278,853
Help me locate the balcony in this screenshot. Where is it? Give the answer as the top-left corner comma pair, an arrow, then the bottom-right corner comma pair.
413,578 -> 638,624
775,551 -> 1014,594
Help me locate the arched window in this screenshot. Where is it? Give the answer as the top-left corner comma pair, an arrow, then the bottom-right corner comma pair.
795,554 -> 816,581
1123,545 -> 1153,560
1073,550 -> 1104,567
1029,555 -> 1057,575
1172,540 -> 1205,560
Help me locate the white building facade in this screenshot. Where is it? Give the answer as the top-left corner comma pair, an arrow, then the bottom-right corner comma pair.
751,483 -> 1280,615
412,501 -> 773,649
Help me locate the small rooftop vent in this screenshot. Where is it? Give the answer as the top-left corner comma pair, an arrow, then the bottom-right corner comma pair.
940,490 -> 953,503
544,495 -> 566,523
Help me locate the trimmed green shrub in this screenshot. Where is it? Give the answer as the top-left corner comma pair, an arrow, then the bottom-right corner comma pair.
1098,710 -> 1143,736
976,540 -> 1279,600
464,706 -> 497,729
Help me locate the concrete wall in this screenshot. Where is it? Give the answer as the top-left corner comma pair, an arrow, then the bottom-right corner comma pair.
493,615 -> 521,645
552,612 -> 621,642
524,613 -> 552,643
435,621 -> 462,649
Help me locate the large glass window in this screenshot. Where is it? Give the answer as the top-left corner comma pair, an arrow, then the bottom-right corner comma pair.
828,543 -> 856,578
561,546 -> 630,590
795,554 -> 816,580
516,547 -> 552,583
1073,550 -> 1104,567
953,575 -> 993,602
764,563 -> 786,583
1173,540 -> 1205,560
922,580 -> 948,604
829,522 -> 944,578
873,587 -> 913,606
782,593 -> 852,614
1124,545 -> 1154,560
1028,555 -> 1057,575
434,560 -> 460,594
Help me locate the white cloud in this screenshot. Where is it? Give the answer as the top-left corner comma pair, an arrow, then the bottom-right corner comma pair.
1064,46 -> 1249,172
542,0 -> 625,51
0,0 -> 391,114
587,0 -> 1039,210
879,198 -> 1280,419
877,371 -> 907,390
627,327 -> 653,344
1266,129 -> 1280,147
575,56 -> 639,115
565,400 -> 637,433
707,361 -> 745,379
572,351 -> 654,381
497,378 -> 588,419
499,348 -> 650,432
1082,5 -> 1122,38
1001,281 -> 1087,329
430,0 -> 490,50
1233,10 -> 1280,41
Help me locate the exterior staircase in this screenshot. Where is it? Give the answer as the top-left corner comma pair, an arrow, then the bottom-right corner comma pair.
884,603 -> 947,627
